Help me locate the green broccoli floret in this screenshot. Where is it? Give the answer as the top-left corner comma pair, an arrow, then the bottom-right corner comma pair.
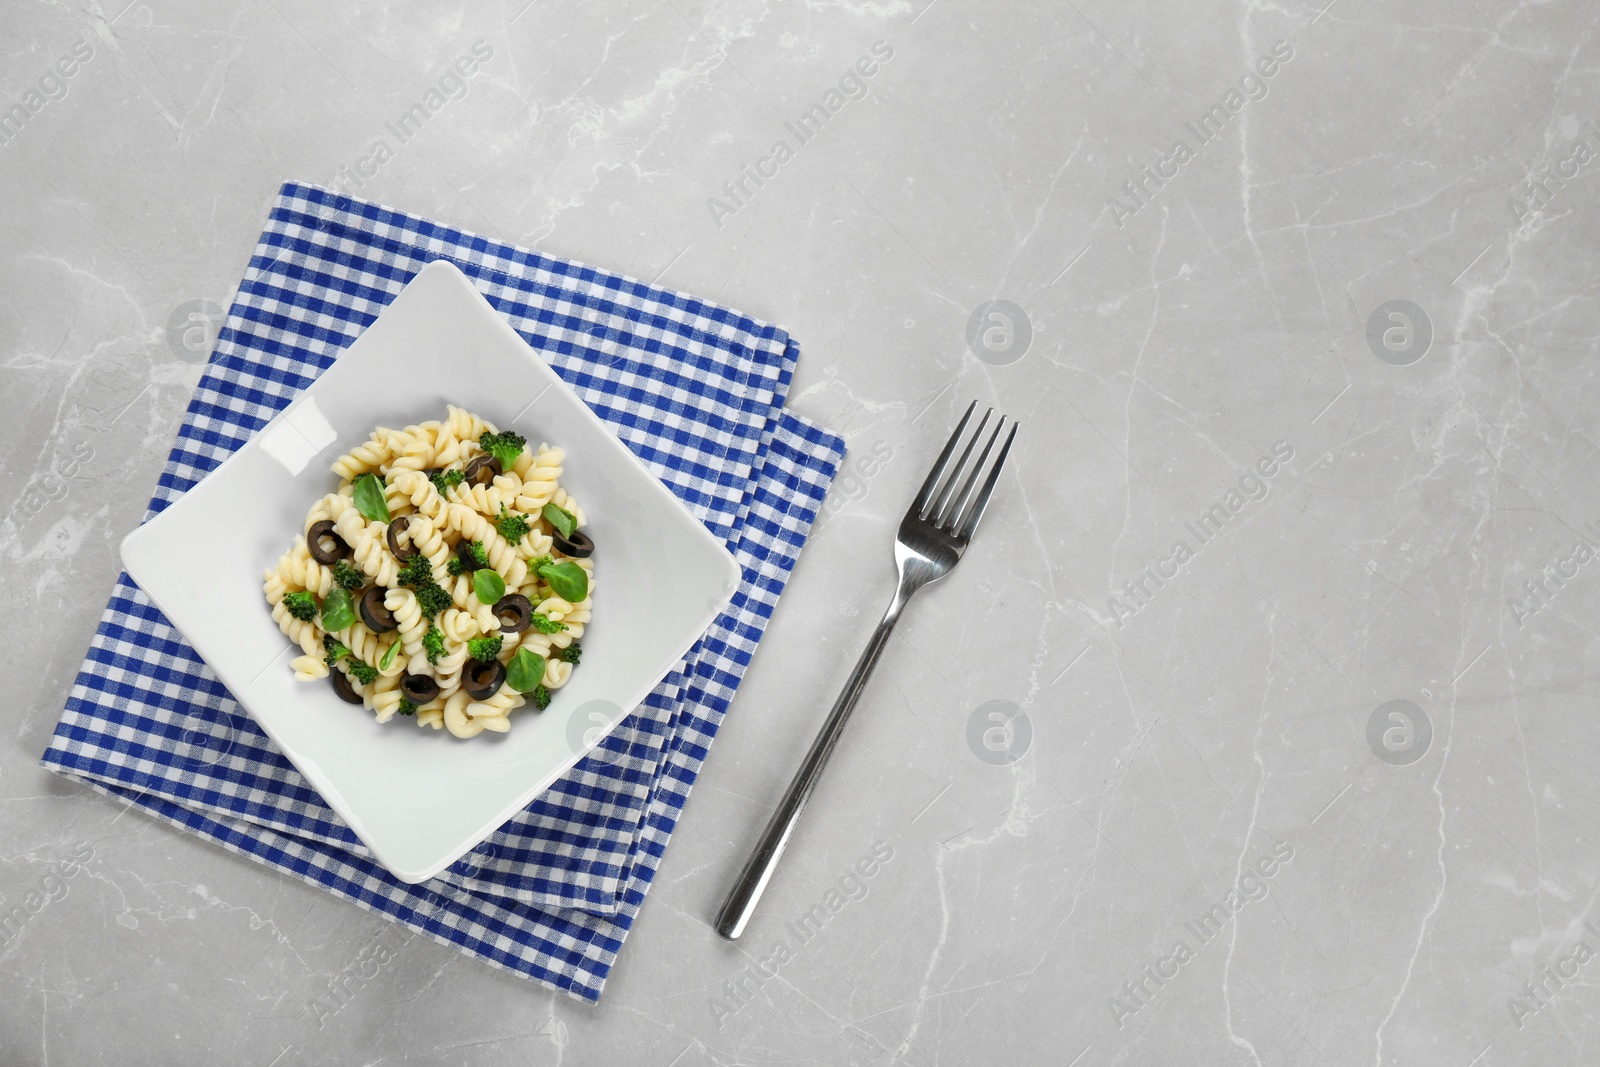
321,634 -> 376,684
428,468 -> 465,495
422,626 -> 446,665
398,699 -> 417,716
495,506 -> 530,545
283,590 -> 317,622
331,559 -> 365,591
468,635 -> 503,662
529,613 -> 567,635
396,551 -> 434,589
532,684 -> 551,711
323,634 -> 351,666
396,550 -> 450,617
527,554 -> 553,574
479,430 -> 526,470
558,642 -> 581,664
345,659 -> 378,686
415,584 -> 452,619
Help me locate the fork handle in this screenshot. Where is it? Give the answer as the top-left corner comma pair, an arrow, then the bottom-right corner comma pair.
714,595 -> 907,940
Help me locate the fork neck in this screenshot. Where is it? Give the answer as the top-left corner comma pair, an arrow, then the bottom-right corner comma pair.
881,588 -> 910,628
885,549 -> 941,625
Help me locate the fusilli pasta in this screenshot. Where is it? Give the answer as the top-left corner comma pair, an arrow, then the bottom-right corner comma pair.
264,409 -> 594,738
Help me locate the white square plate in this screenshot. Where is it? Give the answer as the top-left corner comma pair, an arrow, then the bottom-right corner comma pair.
121,259 -> 741,883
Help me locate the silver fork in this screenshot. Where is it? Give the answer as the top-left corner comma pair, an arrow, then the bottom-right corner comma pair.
715,401 -> 1018,940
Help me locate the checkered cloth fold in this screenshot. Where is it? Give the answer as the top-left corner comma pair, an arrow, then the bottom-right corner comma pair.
40,182 -> 844,1001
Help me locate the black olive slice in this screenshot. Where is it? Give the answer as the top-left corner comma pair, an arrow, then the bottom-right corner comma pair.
401,673 -> 440,703
386,515 -> 419,562
307,519 -> 352,564
330,666 -> 362,704
491,593 -> 532,633
552,529 -> 594,559
463,659 -> 506,700
455,539 -> 484,573
464,454 -> 501,485
359,586 -> 398,633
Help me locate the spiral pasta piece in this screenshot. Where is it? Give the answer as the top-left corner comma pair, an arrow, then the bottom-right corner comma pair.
467,686 -> 522,718
512,445 -> 564,511
534,597 -> 575,624
515,631 -> 554,660
271,599 -> 323,657
368,673 -> 405,723
269,409 -> 590,738
430,427 -> 466,469
391,469 -> 449,523
383,481 -> 415,520
445,405 -> 494,445
396,511 -> 450,574
446,473 -> 523,516
516,526 -> 555,561
275,538 -> 337,598
290,654 -> 329,681
440,607 -> 480,644
445,575 -> 499,631
263,570 -> 291,604
443,690 -> 485,738
333,621 -> 395,671
331,431 -> 397,481
304,491 -> 355,532
265,567 -> 324,657
334,511 -> 402,587
416,697 -> 445,730
382,429 -> 435,479
434,642 -> 470,697
385,588 -> 428,662
543,658 -> 573,690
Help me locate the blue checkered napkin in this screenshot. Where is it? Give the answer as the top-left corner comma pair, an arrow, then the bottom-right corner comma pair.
64,183 -> 803,913
40,183 -> 844,1001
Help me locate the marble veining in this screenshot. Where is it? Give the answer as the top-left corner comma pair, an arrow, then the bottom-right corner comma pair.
4,0 -> 1599,1063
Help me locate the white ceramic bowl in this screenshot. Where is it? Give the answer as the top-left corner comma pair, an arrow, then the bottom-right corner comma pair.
120,260 -> 740,883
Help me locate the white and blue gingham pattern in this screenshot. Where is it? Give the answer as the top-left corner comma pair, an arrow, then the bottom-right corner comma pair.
40,183 -> 844,1001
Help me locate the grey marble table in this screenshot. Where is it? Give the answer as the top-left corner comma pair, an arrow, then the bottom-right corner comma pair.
4,0 -> 1598,1063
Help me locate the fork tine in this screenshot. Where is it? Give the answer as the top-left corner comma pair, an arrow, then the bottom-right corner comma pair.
910,400 -> 976,517
928,407 -> 991,521
938,414 -> 1005,528
954,421 -> 1018,539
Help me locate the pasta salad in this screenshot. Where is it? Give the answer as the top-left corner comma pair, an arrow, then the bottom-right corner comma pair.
262,406 -> 594,739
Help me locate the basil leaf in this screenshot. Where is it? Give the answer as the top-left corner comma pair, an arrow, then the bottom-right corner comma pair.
378,638 -> 400,672
473,567 -> 506,604
506,647 -> 547,693
542,503 -> 577,538
320,587 -> 355,632
538,560 -> 588,602
353,472 -> 391,523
